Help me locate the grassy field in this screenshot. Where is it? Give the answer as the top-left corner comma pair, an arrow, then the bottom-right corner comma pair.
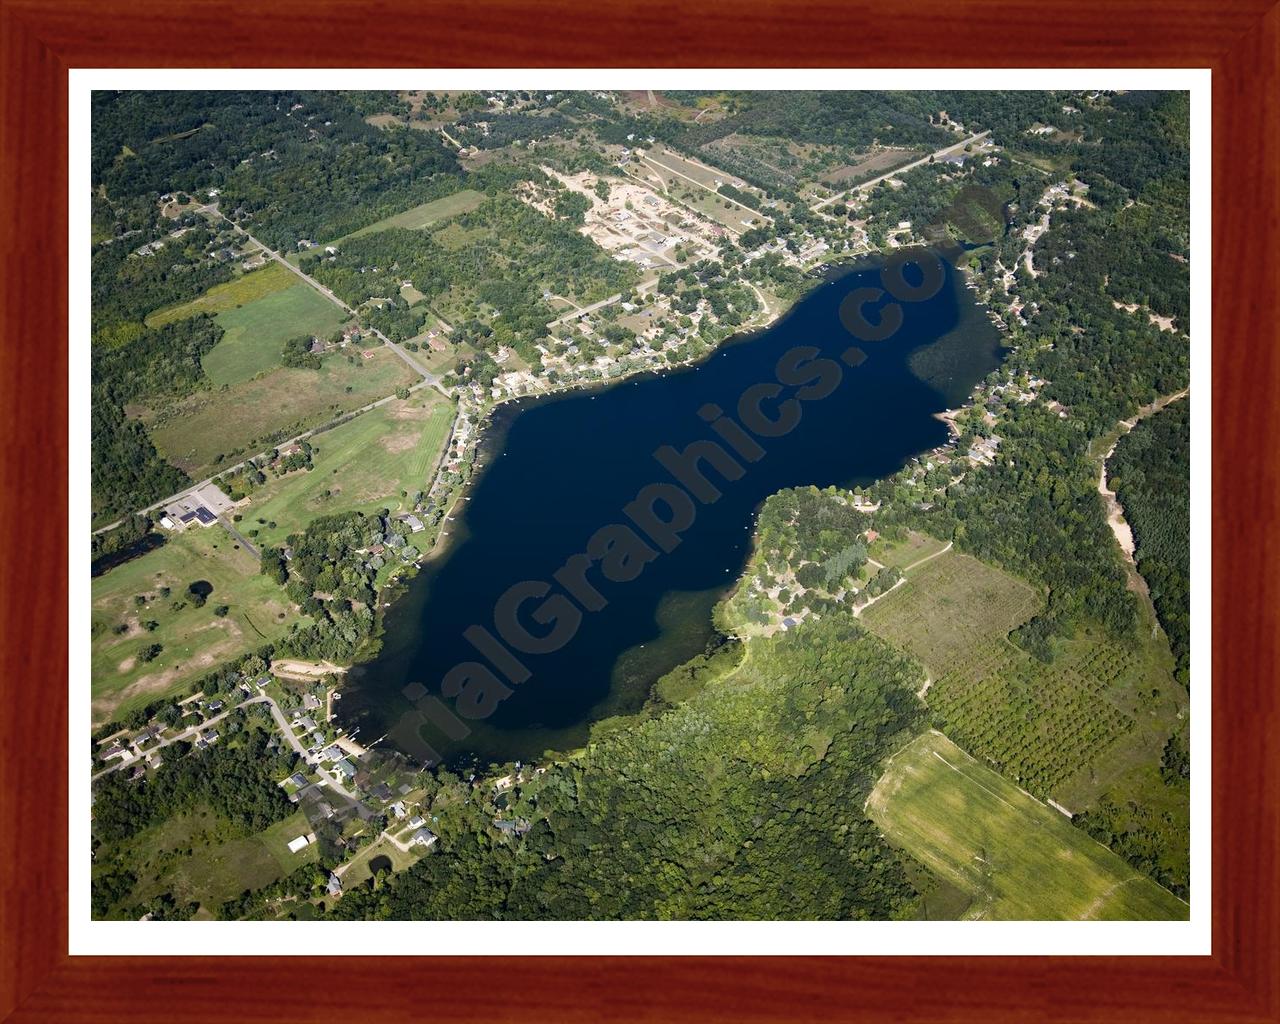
861,543 -> 1042,671
867,732 -> 1188,920
338,832 -> 419,889
867,529 -> 954,571
143,348 -> 419,477
144,263 -> 296,328
204,283 -> 349,386
859,543 -> 1190,890
113,807 -> 319,918
325,189 -> 485,247
144,262 -> 351,385
241,391 -> 454,548
91,526 -> 298,724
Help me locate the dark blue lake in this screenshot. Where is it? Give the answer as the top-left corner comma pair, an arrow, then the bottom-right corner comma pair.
340,255 -> 1004,767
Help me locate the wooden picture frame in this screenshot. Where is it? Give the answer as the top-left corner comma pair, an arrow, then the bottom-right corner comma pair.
1,1 -> 1274,1019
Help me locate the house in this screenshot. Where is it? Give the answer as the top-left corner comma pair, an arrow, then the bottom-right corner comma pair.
389,801 -> 407,819
294,715 -> 317,734
781,617 -> 798,630
371,782 -> 393,801
302,693 -> 322,711
321,744 -> 343,762
290,772 -> 308,789
411,828 -> 438,849
326,873 -> 343,896
206,700 -> 224,714
334,758 -> 357,779
407,815 -> 425,829
402,514 -> 425,533
102,741 -> 129,761
201,729 -> 219,744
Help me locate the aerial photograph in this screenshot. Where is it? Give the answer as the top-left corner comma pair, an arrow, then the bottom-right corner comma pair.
88,88 -> 1191,922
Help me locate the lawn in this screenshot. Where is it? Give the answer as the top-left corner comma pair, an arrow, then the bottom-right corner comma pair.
338,833 -> 419,889
90,526 -> 299,725
143,348 -> 420,477
867,731 -> 1188,920
240,391 -> 454,548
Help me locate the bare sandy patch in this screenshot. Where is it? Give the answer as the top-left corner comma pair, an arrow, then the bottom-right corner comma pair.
272,658 -> 348,680
379,429 -> 419,454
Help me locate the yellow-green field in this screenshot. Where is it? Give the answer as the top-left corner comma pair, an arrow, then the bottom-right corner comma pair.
144,263 -> 351,386
241,391 -> 454,548
142,348 -> 420,477
203,283 -> 349,386
859,543 -> 1190,889
144,263 -> 296,327
867,732 -> 1188,920
91,526 -> 299,724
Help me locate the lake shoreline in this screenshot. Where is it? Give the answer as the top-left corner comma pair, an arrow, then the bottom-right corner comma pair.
342,255 -> 1007,767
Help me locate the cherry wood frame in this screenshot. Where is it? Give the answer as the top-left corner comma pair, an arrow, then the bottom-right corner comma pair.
2,1 -> 1276,1020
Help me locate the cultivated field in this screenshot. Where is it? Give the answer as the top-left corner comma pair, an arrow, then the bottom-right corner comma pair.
860,544 -> 1042,672
90,527 -> 298,724
867,731 -> 1188,920
143,348 -> 420,477
242,391 -> 454,548
859,544 -> 1189,888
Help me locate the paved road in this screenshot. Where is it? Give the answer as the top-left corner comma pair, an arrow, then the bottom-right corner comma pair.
260,697 -> 361,805
217,514 -> 260,559
92,375 -> 443,536
200,206 -> 447,395
641,152 -> 761,219
92,209 -> 456,537
813,131 -> 992,212
545,276 -> 659,328
93,696 -> 262,780
94,692 -> 363,808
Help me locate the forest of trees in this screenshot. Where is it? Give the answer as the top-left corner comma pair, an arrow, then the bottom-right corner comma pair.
328,614 -> 928,920
92,723 -> 296,919
1110,400 -> 1191,682
262,510 -> 410,662
93,91 -> 460,251
307,195 -> 636,364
